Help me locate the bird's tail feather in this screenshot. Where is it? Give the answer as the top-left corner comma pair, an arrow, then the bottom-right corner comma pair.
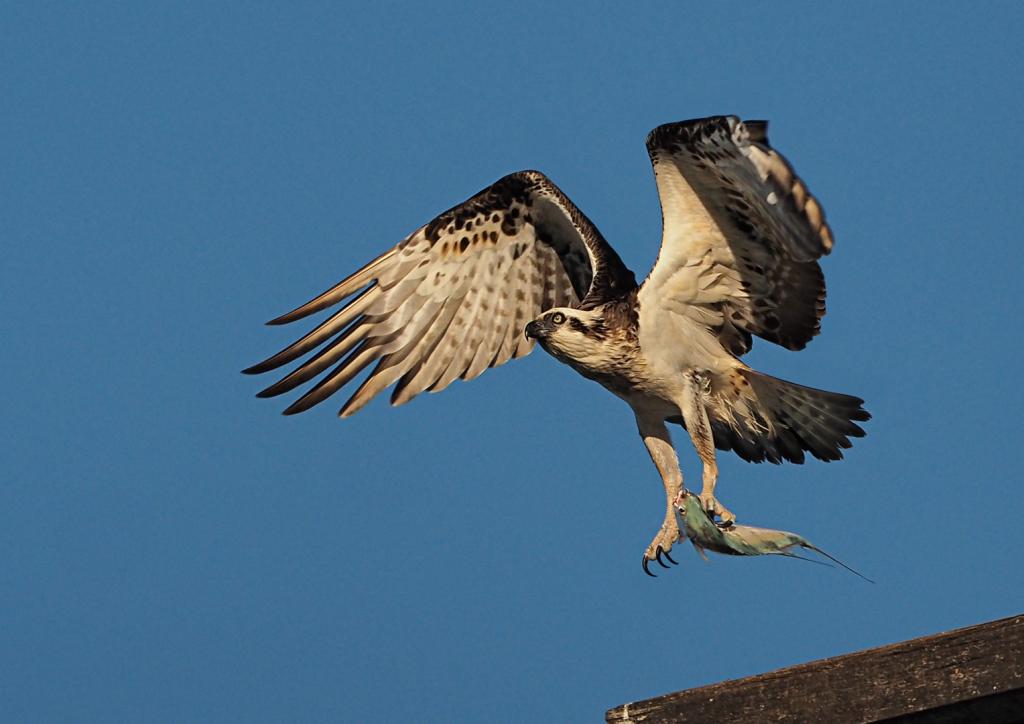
710,369 -> 869,464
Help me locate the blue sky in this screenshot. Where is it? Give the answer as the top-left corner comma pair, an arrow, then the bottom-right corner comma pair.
4,2 -> 1023,722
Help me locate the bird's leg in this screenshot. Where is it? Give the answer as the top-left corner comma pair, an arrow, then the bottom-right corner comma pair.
635,413 -> 684,575
680,370 -> 734,525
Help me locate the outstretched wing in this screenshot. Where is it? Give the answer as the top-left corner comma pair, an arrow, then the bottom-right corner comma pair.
244,170 -> 636,416
640,116 -> 834,355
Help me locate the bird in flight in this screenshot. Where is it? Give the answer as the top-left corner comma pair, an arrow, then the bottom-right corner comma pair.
245,115 -> 869,576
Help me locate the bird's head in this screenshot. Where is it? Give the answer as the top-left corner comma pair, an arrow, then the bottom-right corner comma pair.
524,307 -> 610,365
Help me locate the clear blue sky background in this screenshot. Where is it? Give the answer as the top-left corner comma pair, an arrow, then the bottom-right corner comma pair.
4,3 -> 1023,722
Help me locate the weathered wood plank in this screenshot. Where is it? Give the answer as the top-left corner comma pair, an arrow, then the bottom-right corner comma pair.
607,614 -> 1024,723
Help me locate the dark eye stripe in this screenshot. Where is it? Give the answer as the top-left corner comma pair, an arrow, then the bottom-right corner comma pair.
568,318 -> 587,333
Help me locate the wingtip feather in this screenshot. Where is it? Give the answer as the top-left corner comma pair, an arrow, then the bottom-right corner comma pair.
244,359 -> 282,376
262,249 -> 395,327
267,306 -> 318,326
743,119 -> 769,142
282,398 -> 313,415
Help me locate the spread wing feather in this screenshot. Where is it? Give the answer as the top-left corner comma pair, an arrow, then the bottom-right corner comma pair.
642,116 -> 834,354
245,170 -> 636,416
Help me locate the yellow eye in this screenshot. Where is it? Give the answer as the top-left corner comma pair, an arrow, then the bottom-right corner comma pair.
551,312 -> 566,325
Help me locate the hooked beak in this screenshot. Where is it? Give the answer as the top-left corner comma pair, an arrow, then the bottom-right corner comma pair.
524,320 -> 543,340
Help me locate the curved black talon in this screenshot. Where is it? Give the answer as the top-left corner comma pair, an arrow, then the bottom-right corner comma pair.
642,556 -> 657,577
662,549 -> 678,566
655,547 -> 670,569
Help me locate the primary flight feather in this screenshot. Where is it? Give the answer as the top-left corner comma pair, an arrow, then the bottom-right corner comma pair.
245,115 -> 869,576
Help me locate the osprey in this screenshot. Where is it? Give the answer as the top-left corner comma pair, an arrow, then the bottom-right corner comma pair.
245,116 -> 869,576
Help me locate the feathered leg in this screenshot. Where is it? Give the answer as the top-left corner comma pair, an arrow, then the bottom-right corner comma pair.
680,370 -> 735,525
635,412 -> 683,575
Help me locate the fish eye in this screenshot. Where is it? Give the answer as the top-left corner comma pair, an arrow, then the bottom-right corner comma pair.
551,312 -> 566,325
